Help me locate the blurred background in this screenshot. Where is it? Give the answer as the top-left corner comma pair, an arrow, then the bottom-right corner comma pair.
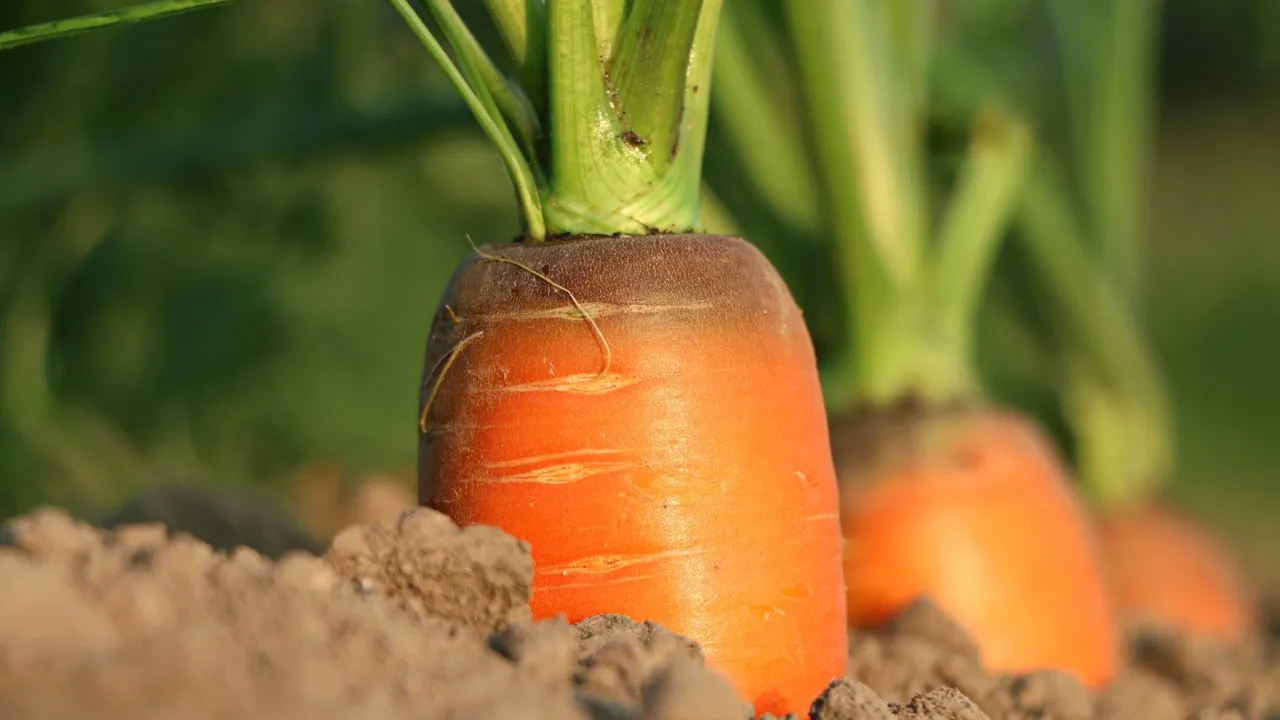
0,0 -> 1276,568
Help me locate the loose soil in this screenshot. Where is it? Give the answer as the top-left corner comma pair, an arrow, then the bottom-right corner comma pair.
0,495 -> 1275,719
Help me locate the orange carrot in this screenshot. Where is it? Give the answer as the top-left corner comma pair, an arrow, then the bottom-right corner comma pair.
389,1 -> 850,712
831,408 -> 1120,689
1098,504 -> 1253,643
419,234 -> 846,715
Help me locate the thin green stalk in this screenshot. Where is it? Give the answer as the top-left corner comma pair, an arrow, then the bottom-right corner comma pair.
480,0 -> 548,114
422,0 -> 541,168
1088,0 -> 1161,298
669,0 -> 724,221
932,106 -> 1034,379
783,0 -> 883,411
0,0 -> 237,51
1016,158 -> 1172,506
886,0 -> 935,115
710,0 -> 819,236
797,0 -> 925,289
390,0 -> 545,240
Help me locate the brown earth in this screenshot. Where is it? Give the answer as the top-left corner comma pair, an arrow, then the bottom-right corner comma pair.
0,498 -> 1276,720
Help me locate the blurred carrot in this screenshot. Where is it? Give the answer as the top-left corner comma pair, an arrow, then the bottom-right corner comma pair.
709,0 -> 1120,688
1098,504 -> 1253,642
396,1 -> 846,714
1002,1 -> 1254,643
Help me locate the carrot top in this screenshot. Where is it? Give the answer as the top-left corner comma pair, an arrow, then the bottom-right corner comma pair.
1001,1 -> 1170,509
388,0 -> 726,243
710,1 -> 1034,413
0,0 -> 237,50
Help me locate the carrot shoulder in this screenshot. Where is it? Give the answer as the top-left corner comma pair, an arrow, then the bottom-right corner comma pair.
419,233 -> 847,716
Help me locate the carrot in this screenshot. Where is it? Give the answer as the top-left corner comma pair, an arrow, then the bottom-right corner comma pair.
830,408 -> 1119,688
1097,504 -> 1253,643
421,234 -> 844,713
392,1 -> 846,714
709,0 -> 1121,688
1002,1 -> 1255,645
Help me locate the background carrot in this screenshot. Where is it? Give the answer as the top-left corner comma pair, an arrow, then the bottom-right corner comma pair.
708,0 -> 1120,689
394,2 -> 846,714
1098,504 -> 1253,642
972,1 -> 1258,643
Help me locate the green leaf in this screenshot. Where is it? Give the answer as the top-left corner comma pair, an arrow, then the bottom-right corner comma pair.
786,0 -> 925,291
710,0 -> 819,235
932,105 -> 1034,366
1015,158 -> 1172,505
0,0 -> 238,51
388,0 -> 545,240
480,0 -> 548,115
423,0 -> 542,175
1086,0 -> 1161,298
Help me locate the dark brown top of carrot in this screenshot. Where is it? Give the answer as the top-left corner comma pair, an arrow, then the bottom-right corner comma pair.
434,234 -> 799,335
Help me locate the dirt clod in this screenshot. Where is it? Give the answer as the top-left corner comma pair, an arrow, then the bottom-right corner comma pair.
324,506 -> 533,635
0,492 -> 1277,720
575,614 -> 706,705
811,679 -> 897,720
891,687 -> 990,719
641,660 -> 752,720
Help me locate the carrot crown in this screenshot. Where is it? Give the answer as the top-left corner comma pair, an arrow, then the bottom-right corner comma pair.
388,0 -> 725,243
712,1 -> 1033,412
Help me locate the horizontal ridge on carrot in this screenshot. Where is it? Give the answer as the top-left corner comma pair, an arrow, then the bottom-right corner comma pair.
708,0 -> 1119,689
389,0 -> 847,714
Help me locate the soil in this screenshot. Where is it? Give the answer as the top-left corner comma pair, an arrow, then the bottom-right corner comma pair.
0,497 -> 1276,720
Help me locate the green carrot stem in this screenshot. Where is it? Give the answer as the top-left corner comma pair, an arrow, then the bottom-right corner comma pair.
390,0 -> 546,240
1016,158 -> 1172,506
479,0 -> 548,115
0,0 -> 236,51
709,0 -> 820,236
1086,0 -> 1161,299
424,0 -> 542,175
609,0 -> 707,165
785,0 -> 1028,410
932,106 -> 1034,392
539,0 -> 721,234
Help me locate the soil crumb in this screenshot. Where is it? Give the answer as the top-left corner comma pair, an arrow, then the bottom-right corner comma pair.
324,506 -> 534,634
0,503 -> 1276,720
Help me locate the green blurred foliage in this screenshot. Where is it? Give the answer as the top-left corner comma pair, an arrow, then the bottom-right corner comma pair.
0,0 -> 516,514
0,0 -> 1276,567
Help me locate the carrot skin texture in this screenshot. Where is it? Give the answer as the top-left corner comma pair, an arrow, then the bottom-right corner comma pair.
419,234 -> 848,716
832,409 -> 1120,690
1098,504 -> 1253,643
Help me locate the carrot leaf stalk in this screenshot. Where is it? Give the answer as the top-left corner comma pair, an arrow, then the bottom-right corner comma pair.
709,1 -> 819,238
1015,159 -> 1172,508
391,0 -> 723,242
0,0 -> 237,51
1008,0 -> 1169,509
782,0 -> 1032,411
